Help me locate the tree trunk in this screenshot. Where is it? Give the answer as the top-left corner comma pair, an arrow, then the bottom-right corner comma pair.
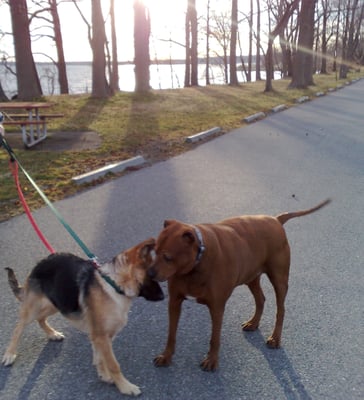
333,0 -> 341,73
339,1 -> 350,79
185,0 -> 198,87
91,0 -> 111,98
320,0 -> 328,74
0,81 -> 9,101
289,0 -> 317,89
185,11 -> 191,87
229,0 -> 238,85
49,0 -> 69,94
110,0 -> 120,93
279,32 -> 289,77
9,0 -> 42,100
255,0 -> 262,81
265,0 -> 300,92
134,0 -> 151,92
205,0 -> 211,85
190,0 -> 198,86
247,0 -> 253,82
265,37 -> 274,91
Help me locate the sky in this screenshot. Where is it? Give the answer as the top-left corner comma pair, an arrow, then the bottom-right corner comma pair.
1,0 -> 255,63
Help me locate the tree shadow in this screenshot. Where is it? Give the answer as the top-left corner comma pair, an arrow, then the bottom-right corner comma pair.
243,330 -> 312,400
124,92 -> 160,151
59,96 -> 108,132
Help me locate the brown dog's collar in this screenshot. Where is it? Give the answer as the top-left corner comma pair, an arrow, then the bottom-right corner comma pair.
193,226 -> 205,265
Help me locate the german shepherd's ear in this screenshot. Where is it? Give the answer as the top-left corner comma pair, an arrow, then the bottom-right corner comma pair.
138,238 -> 155,260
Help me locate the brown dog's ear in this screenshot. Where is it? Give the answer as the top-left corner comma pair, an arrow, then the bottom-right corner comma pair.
164,219 -> 181,228
139,238 -> 155,260
182,230 -> 195,244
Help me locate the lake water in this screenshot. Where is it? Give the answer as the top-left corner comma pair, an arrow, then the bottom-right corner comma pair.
0,63 -> 278,97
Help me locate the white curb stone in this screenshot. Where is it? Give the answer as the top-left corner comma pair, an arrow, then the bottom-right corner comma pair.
185,126 -> 221,143
271,104 -> 287,113
243,112 -> 266,123
296,96 -> 310,103
72,155 -> 146,185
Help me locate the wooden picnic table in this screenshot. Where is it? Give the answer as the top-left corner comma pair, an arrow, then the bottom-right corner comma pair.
0,102 -> 63,148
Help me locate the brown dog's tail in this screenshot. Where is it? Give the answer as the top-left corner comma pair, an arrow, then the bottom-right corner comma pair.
5,268 -> 24,301
277,199 -> 331,225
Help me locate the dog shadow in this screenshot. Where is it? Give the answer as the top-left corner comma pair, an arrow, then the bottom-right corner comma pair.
243,330 -> 312,400
0,340 -> 64,400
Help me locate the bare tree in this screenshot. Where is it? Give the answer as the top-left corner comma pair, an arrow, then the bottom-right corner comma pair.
255,0 -> 262,80
49,0 -> 68,93
319,0 -> 331,73
277,0 -> 297,77
26,0 -> 69,94
109,0 -> 119,92
247,0 -> 253,81
205,0 -> 211,85
9,0 -> 42,100
339,0 -> 364,78
91,0 -> 111,97
289,0 -> 317,89
134,0 -> 151,92
185,0 -> 198,87
265,0 -> 300,92
229,0 -> 239,85
210,12 -> 231,84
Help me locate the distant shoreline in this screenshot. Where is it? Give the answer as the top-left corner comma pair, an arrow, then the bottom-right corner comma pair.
4,56 -> 259,67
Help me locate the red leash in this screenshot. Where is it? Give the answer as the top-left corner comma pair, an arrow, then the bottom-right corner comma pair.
9,160 -> 56,254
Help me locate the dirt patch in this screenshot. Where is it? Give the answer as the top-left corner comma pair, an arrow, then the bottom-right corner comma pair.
4,131 -> 102,152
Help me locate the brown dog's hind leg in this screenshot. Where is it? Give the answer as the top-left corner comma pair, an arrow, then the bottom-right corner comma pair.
266,272 -> 289,348
242,276 -> 265,331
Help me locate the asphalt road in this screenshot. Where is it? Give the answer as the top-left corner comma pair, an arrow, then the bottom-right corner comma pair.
1,79 -> 363,400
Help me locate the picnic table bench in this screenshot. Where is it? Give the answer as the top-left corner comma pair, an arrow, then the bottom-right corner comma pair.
0,102 -> 64,148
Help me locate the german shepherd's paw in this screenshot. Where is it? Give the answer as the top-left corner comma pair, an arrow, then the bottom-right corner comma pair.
47,330 -> 65,341
119,381 -> 141,396
2,352 -> 17,366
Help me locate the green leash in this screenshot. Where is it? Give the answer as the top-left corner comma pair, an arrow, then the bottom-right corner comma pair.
0,135 -> 125,295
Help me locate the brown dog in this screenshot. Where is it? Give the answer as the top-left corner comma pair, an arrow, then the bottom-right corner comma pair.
2,238 -> 164,396
148,199 -> 331,371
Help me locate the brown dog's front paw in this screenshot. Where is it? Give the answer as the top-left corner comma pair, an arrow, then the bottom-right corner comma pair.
266,336 -> 281,348
200,356 -> 218,372
153,354 -> 172,367
241,320 -> 259,331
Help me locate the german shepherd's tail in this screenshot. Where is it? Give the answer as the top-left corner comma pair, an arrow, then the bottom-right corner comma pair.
5,268 -> 24,301
277,199 -> 331,225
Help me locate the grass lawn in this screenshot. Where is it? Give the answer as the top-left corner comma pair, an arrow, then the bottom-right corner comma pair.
0,73 -> 361,221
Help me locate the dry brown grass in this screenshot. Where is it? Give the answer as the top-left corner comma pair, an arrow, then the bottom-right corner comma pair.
0,72 -> 361,221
